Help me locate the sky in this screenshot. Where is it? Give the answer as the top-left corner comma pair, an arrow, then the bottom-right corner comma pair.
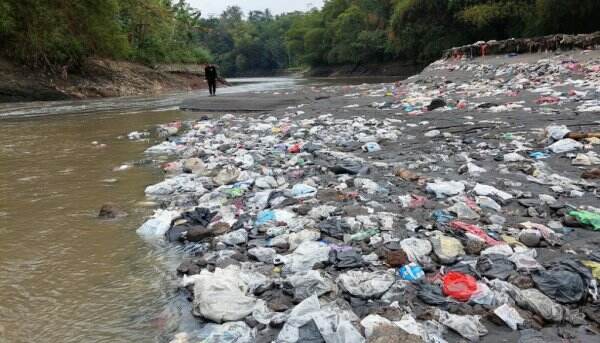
188,0 -> 324,17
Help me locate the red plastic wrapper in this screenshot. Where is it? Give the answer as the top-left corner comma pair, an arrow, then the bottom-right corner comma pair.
288,144 -> 301,154
442,271 -> 478,302
450,221 -> 501,246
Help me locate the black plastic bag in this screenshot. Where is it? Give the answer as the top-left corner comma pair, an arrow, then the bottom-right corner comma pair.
417,281 -> 453,306
328,249 -> 364,268
532,270 -> 585,304
318,218 -> 351,239
476,254 -> 515,280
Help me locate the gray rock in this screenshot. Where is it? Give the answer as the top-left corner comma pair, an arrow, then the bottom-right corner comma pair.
98,202 -> 127,219
519,229 -> 541,247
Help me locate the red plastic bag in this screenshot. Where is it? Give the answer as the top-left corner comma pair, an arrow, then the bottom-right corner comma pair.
442,272 -> 478,302
409,194 -> 427,208
288,144 -> 301,154
450,221 -> 501,246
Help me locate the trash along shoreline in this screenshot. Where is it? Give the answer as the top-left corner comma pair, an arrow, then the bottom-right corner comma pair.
132,49 -> 600,343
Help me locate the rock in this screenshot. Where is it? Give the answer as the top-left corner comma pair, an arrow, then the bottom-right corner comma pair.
519,229 -> 541,247
213,166 -> 241,185
269,316 -> 286,329
294,205 -> 312,216
562,215 -> 583,227
488,214 -> 506,225
368,325 -> 424,343
424,130 -> 441,138
527,207 -> 540,217
427,98 -> 446,111
177,258 -> 207,275
244,316 -> 259,328
582,168 -> 600,179
255,176 -> 278,189
465,238 -> 486,255
98,202 -> 127,219
182,158 -> 206,174
476,196 -> 501,212
430,233 -> 465,264
186,223 -> 230,242
509,274 -> 535,289
385,249 -> 409,267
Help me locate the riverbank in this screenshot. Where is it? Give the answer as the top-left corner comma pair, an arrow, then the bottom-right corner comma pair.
0,58 -> 208,103
133,49 -> 600,342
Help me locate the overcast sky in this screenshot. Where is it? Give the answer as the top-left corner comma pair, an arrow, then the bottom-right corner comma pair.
188,0 -> 324,17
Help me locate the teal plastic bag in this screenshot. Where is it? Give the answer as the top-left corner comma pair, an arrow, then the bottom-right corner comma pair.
569,211 -> 600,230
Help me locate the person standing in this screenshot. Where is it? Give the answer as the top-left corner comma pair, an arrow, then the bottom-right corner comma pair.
204,64 -> 218,96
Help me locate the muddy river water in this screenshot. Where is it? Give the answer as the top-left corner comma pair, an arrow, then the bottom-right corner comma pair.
0,77 -> 401,343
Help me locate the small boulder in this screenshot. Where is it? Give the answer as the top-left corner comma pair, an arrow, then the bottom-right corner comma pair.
519,229 -> 541,247
431,233 -> 465,264
385,249 -> 409,267
465,237 -> 486,255
98,203 -> 127,219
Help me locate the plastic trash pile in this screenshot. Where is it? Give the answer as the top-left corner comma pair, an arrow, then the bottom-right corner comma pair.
134,51 -> 600,343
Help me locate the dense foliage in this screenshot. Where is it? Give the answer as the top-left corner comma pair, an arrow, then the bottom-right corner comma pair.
0,0 -> 211,71
1,0 -> 599,75
286,0 -> 600,66
196,7 -> 300,76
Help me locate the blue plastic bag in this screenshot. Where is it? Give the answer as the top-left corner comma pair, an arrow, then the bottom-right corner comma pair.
256,210 -> 275,226
529,151 -> 549,159
432,210 -> 455,223
399,263 -> 425,281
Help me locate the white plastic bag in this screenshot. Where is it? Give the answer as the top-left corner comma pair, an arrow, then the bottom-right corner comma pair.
426,181 -> 465,198
191,266 -> 257,323
548,138 -> 583,154
436,310 -> 488,341
337,270 -> 395,299
136,210 -> 179,239
494,304 -> 524,330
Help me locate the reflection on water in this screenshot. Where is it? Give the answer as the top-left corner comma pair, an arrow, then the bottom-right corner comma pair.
0,76 -> 409,343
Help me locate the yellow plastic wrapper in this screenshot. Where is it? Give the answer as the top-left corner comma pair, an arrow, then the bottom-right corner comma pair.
582,260 -> 600,280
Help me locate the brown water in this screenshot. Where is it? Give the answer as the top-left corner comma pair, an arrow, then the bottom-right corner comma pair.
0,76 -> 413,342
0,109 -> 210,343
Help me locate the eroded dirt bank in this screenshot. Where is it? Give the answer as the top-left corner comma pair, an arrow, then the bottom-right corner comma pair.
0,58 -> 207,103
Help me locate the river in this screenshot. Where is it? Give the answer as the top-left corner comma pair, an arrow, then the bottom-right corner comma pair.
0,76 -> 401,343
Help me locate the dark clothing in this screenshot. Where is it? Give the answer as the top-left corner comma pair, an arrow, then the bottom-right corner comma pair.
207,79 -> 216,95
204,66 -> 218,95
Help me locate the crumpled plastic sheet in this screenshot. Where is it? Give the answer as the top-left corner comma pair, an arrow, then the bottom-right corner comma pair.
426,181 -> 465,198
188,266 -> 257,323
436,309 -> 488,341
401,237 -> 433,263
136,209 -> 180,239
329,248 -> 364,268
337,270 -> 395,299
145,174 -> 206,196
287,270 -> 333,301
532,258 -> 596,303
288,230 -> 321,251
169,321 -> 254,343
417,281 -> 455,306
511,287 -> 568,323
494,304 -> 524,331
277,295 -> 365,343
276,241 -> 331,274
450,221 -> 501,246
476,254 -> 515,280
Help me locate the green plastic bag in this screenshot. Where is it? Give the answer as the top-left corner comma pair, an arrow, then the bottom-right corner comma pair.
569,211 -> 600,230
